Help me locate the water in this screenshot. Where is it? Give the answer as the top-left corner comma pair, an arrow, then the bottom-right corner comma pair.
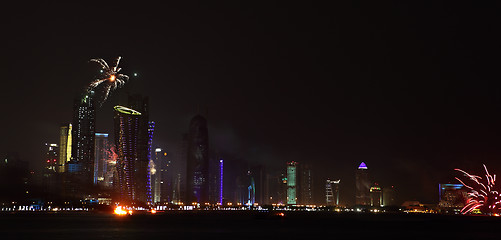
0,211 -> 499,239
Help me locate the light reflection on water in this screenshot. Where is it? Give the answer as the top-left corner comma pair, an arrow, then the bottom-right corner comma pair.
0,212 -> 498,239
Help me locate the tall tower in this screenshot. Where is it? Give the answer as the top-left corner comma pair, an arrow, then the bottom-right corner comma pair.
219,159 -> 223,205
58,124 -> 72,173
370,183 -> 382,207
71,91 -> 96,185
126,94 -> 153,204
186,114 -> 209,204
299,164 -> 313,205
94,133 -> 109,185
114,105 -> 141,205
355,162 -> 371,206
326,179 -> 340,206
286,161 -> 297,205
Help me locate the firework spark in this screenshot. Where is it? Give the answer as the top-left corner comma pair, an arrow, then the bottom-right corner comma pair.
88,56 -> 129,103
455,164 -> 501,215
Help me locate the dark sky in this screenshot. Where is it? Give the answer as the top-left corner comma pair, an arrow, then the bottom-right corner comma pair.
2,2 -> 501,204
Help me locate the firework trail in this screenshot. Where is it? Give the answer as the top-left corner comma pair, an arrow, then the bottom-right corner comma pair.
455,164 -> 501,215
88,56 -> 129,103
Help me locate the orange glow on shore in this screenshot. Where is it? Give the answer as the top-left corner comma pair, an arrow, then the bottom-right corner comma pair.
114,206 -> 130,215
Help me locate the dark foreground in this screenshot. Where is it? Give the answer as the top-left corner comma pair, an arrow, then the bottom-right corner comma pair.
0,211 -> 499,239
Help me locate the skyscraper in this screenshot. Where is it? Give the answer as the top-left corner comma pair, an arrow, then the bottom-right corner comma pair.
326,179 -> 340,206
299,164 -> 313,205
58,124 -> 72,173
186,114 -> 209,204
114,105 -> 141,205
370,183 -> 382,207
153,147 -> 171,204
71,91 -> 96,185
355,162 -> 371,206
94,133 -> 109,185
287,161 -> 297,205
126,94 -> 154,204
219,159 -> 223,205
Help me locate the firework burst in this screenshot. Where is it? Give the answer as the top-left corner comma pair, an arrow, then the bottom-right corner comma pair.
455,164 -> 501,215
88,56 -> 129,103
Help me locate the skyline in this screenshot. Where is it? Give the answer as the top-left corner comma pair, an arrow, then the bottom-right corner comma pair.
2,2 -> 501,204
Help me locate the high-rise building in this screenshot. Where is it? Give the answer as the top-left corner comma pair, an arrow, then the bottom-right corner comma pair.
94,133 -> 109,185
219,159 -> 223,205
153,147 -> 171,204
71,91 -> 96,185
126,94 -> 154,204
355,162 -> 371,206
186,114 -> 209,204
382,185 -> 396,206
114,105 -> 141,205
58,124 -> 72,173
42,143 -> 59,198
299,164 -> 313,205
326,179 -> 340,206
438,183 -> 466,209
287,161 -> 297,205
45,143 -> 59,172
370,183 -> 382,207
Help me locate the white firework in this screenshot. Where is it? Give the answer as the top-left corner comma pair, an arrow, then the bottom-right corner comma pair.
88,56 -> 129,102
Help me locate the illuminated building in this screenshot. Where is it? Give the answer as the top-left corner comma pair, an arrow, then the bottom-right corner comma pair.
114,94 -> 155,205
114,105 -> 141,204
94,133 -> 109,185
42,143 -> 58,198
355,162 -> 371,206
326,179 -> 340,206
153,147 -> 171,204
71,91 -> 96,185
287,161 -> 297,205
186,114 -> 209,204
438,183 -> 466,210
146,121 -> 155,204
219,159 -> 223,204
44,143 -> 59,172
370,183 -> 382,207
58,124 -> 72,173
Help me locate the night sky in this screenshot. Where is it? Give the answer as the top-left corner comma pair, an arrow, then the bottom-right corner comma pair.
2,2 -> 501,204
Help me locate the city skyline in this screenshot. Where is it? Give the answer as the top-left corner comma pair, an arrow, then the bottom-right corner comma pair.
2,2 -> 501,205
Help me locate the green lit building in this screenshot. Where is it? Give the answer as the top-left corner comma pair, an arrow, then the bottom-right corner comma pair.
287,161 -> 297,205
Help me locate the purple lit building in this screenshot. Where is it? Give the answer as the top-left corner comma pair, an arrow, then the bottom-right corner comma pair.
355,162 -> 371,206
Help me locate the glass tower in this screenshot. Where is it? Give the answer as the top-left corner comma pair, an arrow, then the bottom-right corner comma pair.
186,114 -> 209,204
114,105 -> 141,205
71,91 -> 96,185
355,162 -> 371,206
287,161 -> 297,205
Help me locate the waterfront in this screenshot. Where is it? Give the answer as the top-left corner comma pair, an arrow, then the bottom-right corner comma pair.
1,211 -> 499,239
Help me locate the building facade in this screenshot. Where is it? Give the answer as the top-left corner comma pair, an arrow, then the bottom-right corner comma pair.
287,161 -> 297,205
58,124 -> 72,173
114,105 -> 141,205
94,133 -> 109,185
71,91 -> 96,186
326,179 -> 340,206
355,162 -> 371,206
186,114 -> 209,204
